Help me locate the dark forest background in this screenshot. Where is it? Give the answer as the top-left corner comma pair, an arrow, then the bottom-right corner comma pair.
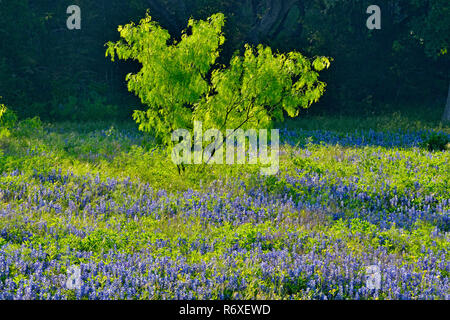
0,0 -> 449,122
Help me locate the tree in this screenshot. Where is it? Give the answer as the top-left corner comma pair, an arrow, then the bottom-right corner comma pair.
0,0 -> 148,120
405,0 -> 450,121
444,84 -> 450,122
2,0 -> 446,121
107,12 -> 330,150
252,0 -> 301,43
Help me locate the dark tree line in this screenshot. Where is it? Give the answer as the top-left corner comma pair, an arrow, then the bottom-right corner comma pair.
0,0 -> 448,121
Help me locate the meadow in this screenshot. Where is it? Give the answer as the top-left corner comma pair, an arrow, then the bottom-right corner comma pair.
0,114 -> 448,300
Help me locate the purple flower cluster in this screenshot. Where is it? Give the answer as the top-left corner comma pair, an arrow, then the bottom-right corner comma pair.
0,124 -> 448,300
0,165 -> 448,300
0,240 -> 447,300
280,128 -> 450,149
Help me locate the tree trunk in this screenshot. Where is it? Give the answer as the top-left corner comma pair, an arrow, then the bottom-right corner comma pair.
443,82 -> 450,122
246,0 -> 299,44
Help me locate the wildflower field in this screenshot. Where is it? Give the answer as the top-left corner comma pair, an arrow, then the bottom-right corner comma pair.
0,117 -> 448,300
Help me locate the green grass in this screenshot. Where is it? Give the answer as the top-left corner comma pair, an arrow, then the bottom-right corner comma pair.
0,113 -> 448,300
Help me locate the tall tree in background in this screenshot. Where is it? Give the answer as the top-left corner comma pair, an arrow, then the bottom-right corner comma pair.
405,0 -> 450,121
0,0 -> 448,121
138,0 -> 304,55
0,0 -> 144,120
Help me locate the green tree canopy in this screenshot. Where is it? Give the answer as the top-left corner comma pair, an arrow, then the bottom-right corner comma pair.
195,45 -> 330,132
106,12 -> 226,144
106,12 -> 330,144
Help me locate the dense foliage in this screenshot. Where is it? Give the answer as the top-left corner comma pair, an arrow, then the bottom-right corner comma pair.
1,0 -> 448,120
106,13 -> 330,143
106,13 -> 226,142
195,45 -> 330,132
0,101 -> 16,138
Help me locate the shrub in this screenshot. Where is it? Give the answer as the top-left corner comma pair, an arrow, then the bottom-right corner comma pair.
50,91 -> 120,122
0,103 -> 7,139
0,102 -> 6,119
15,116 -> 43,138
421,132 -> 449,152
0,100 -> 17,138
